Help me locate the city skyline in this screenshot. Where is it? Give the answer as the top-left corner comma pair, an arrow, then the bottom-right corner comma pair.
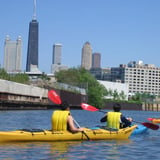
0,1 -> 160,73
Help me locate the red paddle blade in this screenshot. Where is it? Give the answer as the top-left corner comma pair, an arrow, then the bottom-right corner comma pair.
147,118 -> 153,121
48,90 -> 62,105
142,122 -> 159,130
81,103 -> 99,111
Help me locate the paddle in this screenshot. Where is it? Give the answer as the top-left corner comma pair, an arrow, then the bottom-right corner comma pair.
81,103 -> 159,130
147,118 -> 160,124
147,118 -> 154,121
48,90 -> 90,140
147,118 -> 159,121
48,90 -> 62,105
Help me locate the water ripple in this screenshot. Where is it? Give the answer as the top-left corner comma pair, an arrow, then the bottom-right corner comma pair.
0,110 -> 159,159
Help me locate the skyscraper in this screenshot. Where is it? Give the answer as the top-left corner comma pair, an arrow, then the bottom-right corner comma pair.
51,43 -> 68,74
52,43 -> 62,65
26,0 -> 39,72
4,35 -> 22,72
92,52 -> 101,68
81,41 -> 92,70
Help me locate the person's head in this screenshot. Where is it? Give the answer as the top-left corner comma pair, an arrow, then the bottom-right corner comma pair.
113,103 -> 121,112
60,101 -> 70,110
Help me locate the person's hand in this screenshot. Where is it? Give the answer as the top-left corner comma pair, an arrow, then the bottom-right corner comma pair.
127,117 -> 133,122
78,127 -> 85,132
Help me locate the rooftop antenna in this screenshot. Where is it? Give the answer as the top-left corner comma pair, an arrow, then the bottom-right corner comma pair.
33,0 -> 36,20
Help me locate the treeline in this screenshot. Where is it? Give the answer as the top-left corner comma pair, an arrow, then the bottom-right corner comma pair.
54,67 -> 131,108
54,67 -> 107,108
0,69 -> 29,84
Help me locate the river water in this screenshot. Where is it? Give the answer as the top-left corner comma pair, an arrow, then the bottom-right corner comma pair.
0,109 -> 159,160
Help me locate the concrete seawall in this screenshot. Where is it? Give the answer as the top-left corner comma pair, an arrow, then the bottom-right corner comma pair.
0,79 -> 86,110
0,79 -> 159,111
142,103 -> 160,111
105,101 -> 160,111
0,79 -> 49,109
0,79 -> 48,99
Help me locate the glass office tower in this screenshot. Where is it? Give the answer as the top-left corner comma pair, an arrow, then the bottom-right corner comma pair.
26,0 -> 39,72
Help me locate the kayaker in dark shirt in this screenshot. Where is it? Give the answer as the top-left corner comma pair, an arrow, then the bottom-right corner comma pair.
100,103 -> 132,129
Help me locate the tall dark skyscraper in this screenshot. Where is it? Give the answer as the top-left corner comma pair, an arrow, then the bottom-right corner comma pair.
26,0 -> 39,72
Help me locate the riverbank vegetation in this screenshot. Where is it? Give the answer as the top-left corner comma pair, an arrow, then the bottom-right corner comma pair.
54,67 -> 107,108
0,68 -> 157,108
0,69 -> 29,84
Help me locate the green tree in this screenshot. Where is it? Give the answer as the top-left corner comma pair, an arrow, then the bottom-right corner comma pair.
112,90 -> 119,100
54,67 -> 107,108
0,68 -> 9,80
0,69 -> 29,84
130,92 -> 156,103
119,91 -> 126,100
40,72 -> 51,81
13,73 -> 29,83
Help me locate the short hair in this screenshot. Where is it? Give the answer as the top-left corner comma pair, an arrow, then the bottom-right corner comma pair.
113,103 -> 121,112
60,101 -> 70,110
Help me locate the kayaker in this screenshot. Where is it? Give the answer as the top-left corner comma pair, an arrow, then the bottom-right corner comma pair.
100,103 -> 132,129
51,101 -> 84,133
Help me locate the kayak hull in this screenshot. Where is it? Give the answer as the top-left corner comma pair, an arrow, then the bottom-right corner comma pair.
131,125 -> 148,136
0,125 -> 137,142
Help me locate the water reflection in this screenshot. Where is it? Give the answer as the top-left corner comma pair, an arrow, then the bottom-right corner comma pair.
0,141 -> 84,160
0,139 -> 132,160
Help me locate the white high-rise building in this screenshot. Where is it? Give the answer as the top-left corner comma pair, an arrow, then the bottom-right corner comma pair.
52,43 -> 62,65
107,61 -> 160,96
4,35 -> 22,72
81,42 -> 92,70
51,43 -> 68,74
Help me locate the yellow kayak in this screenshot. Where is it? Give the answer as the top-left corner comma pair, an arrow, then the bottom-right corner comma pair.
0,125 -> 137,142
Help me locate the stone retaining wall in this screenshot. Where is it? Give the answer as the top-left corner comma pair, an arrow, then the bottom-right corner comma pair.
0,79 -> 48,104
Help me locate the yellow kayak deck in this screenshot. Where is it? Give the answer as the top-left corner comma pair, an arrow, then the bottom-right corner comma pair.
0,125 -> 137,142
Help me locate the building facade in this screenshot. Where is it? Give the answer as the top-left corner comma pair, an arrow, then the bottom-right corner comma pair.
51,43 -> 68,74
26,0 -> 39,72
92,52 -> 101,68
52,43 -> 62,65
3,35 -> 22,72
106,61 -> 160,96
81,41 -> 92,70
51,64 -> 68,74
98,80 -> 129,100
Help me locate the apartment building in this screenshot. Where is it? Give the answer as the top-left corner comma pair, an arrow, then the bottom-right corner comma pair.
109,61 -> 160,96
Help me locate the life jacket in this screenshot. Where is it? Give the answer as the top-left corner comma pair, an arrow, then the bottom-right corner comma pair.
51,110 -> 70,131
107,111 -> 121,129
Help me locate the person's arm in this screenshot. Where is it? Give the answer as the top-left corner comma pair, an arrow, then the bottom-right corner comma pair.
121,115 -> 132,127
100,115 -> 107,122
67,115 -> 84,133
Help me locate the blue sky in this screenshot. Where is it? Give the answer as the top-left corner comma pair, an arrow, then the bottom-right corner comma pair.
0,0 -> 160,73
